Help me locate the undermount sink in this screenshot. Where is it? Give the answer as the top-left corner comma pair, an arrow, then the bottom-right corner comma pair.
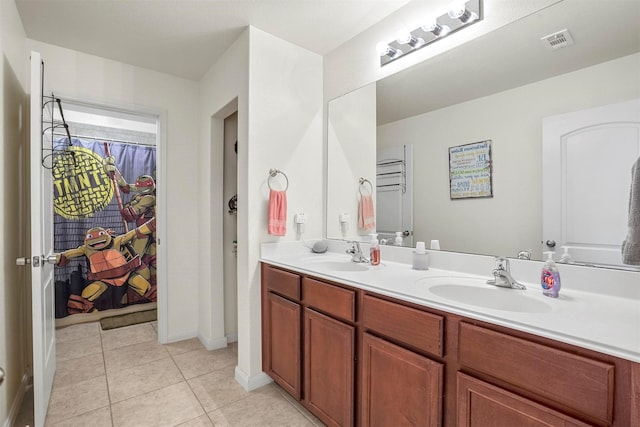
417,276 -> 552,313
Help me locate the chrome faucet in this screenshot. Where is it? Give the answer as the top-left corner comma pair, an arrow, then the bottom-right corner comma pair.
487,257 -> 526,290
517,250 -> 532,260
346,241 -> 369,263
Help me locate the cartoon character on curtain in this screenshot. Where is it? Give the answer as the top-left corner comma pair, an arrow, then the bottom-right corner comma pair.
55,218 -> 157,313
52,137 -> 158,316
103,156 -> 157,276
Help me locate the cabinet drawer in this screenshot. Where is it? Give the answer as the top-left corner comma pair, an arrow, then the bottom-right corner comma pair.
362,294 -> 443,357
263,265 -> 301,301
458,322 -> 614,425
457,373 -> 591,426
303,278 -> 355,322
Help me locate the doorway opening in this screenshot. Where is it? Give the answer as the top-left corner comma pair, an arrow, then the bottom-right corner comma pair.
223,111 -> 238,343
50,99 -> 161,327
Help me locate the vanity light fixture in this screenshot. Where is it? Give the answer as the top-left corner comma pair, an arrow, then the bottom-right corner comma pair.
377,0 -> 483,66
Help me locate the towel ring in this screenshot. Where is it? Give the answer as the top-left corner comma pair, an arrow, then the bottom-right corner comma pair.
359,178 -> 373,196
268,168 -> 289,191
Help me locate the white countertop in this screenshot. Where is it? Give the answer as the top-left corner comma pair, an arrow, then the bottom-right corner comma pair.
260,241 -> 640,363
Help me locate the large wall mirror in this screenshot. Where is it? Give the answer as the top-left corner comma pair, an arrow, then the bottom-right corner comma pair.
326,0 -> 640,270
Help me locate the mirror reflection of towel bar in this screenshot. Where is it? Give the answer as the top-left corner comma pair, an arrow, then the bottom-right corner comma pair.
359,177 -> 373,196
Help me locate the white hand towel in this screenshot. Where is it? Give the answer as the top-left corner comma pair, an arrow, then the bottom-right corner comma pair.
622,157 -> 640,265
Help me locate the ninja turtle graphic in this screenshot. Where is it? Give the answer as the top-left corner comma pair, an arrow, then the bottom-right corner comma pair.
103,156 -> 157,272
56,218 -> 157,313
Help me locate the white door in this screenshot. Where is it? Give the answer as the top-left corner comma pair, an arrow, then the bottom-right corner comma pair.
376,145 -> 413,245
542,98 -> 640,268
30,51 -> 56,427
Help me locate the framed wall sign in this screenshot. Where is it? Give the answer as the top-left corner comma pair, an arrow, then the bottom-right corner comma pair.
449,140 -> 493,199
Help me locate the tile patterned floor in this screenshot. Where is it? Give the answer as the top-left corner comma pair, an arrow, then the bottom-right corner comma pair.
33,321 -> 323,427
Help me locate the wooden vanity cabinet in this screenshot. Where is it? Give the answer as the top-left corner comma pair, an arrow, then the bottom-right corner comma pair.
361,294 -> 444,427
261,264 -> 356,426
458,322 -> 615,425
303,277 -> 356,427
261,264 -> 639,427
261,264 -> 302,399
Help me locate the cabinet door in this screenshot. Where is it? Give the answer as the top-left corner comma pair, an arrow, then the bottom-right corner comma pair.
361,333 -> 443,427
264,292 -> 301,399
304,308 -> 355,427
457,373 -> 591,427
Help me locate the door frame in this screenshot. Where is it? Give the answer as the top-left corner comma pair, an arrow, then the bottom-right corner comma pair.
51,94 -> 168,342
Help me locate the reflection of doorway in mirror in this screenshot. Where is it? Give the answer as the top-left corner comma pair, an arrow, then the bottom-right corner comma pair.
542,98 -> 640,269
376,145 -> 413,246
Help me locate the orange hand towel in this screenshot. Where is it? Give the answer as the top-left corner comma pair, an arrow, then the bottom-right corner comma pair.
358,194 -> 375,231
268,189 -> 287,236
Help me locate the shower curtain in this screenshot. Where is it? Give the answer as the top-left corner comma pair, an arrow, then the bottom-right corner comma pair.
53,137 -> 156,316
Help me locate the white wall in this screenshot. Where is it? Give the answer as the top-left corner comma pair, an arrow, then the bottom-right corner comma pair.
378,53 -> 640,259
242,27 -> 323,388
0,0 -> 29,424
199,26 -> 323,389
326,83 -> 377,239
198,29 -> 248,353
27,40 -> 201,342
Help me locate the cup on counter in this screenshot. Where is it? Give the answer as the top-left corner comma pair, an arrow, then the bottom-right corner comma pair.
430,240 -> 440,250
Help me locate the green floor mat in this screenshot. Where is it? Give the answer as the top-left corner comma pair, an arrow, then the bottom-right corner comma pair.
100,309 -> 157,330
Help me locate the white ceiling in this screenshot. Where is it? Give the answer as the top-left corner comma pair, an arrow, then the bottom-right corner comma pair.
15,0 -> 412,81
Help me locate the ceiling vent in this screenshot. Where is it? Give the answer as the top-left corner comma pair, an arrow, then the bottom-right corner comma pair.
541,29 -> 575,50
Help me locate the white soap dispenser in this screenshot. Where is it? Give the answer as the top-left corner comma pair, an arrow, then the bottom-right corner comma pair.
559,246 -> 574,264
394,232 -> 403,245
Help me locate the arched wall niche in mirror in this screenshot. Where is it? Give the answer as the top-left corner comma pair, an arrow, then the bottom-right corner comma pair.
326,0 -> 640,270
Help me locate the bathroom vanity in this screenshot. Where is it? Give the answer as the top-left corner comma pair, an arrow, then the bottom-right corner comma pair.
260,243 -> 639,427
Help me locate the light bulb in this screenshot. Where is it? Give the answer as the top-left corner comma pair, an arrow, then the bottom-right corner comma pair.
421,18 -> 451,37
376,41 -> 401,57
421,17 -> 438,32
376,41 -> 389,56
448,1 -> 466,19
396,29 -> 414,45
448,1 -> 478,23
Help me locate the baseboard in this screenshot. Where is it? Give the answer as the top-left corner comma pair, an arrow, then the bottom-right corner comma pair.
4,373 -> 31,427
198,333 -> 228,351
226,332 -> 238,343
234,366 -> 272,392
164,330 -> 198,344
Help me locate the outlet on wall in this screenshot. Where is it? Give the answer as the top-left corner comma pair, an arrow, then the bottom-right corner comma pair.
295,213 -> 306,224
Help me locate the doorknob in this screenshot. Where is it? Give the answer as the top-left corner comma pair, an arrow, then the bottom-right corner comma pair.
44,255 -> 58,265
0,367 -> 5,386
16,257 -> 31,266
